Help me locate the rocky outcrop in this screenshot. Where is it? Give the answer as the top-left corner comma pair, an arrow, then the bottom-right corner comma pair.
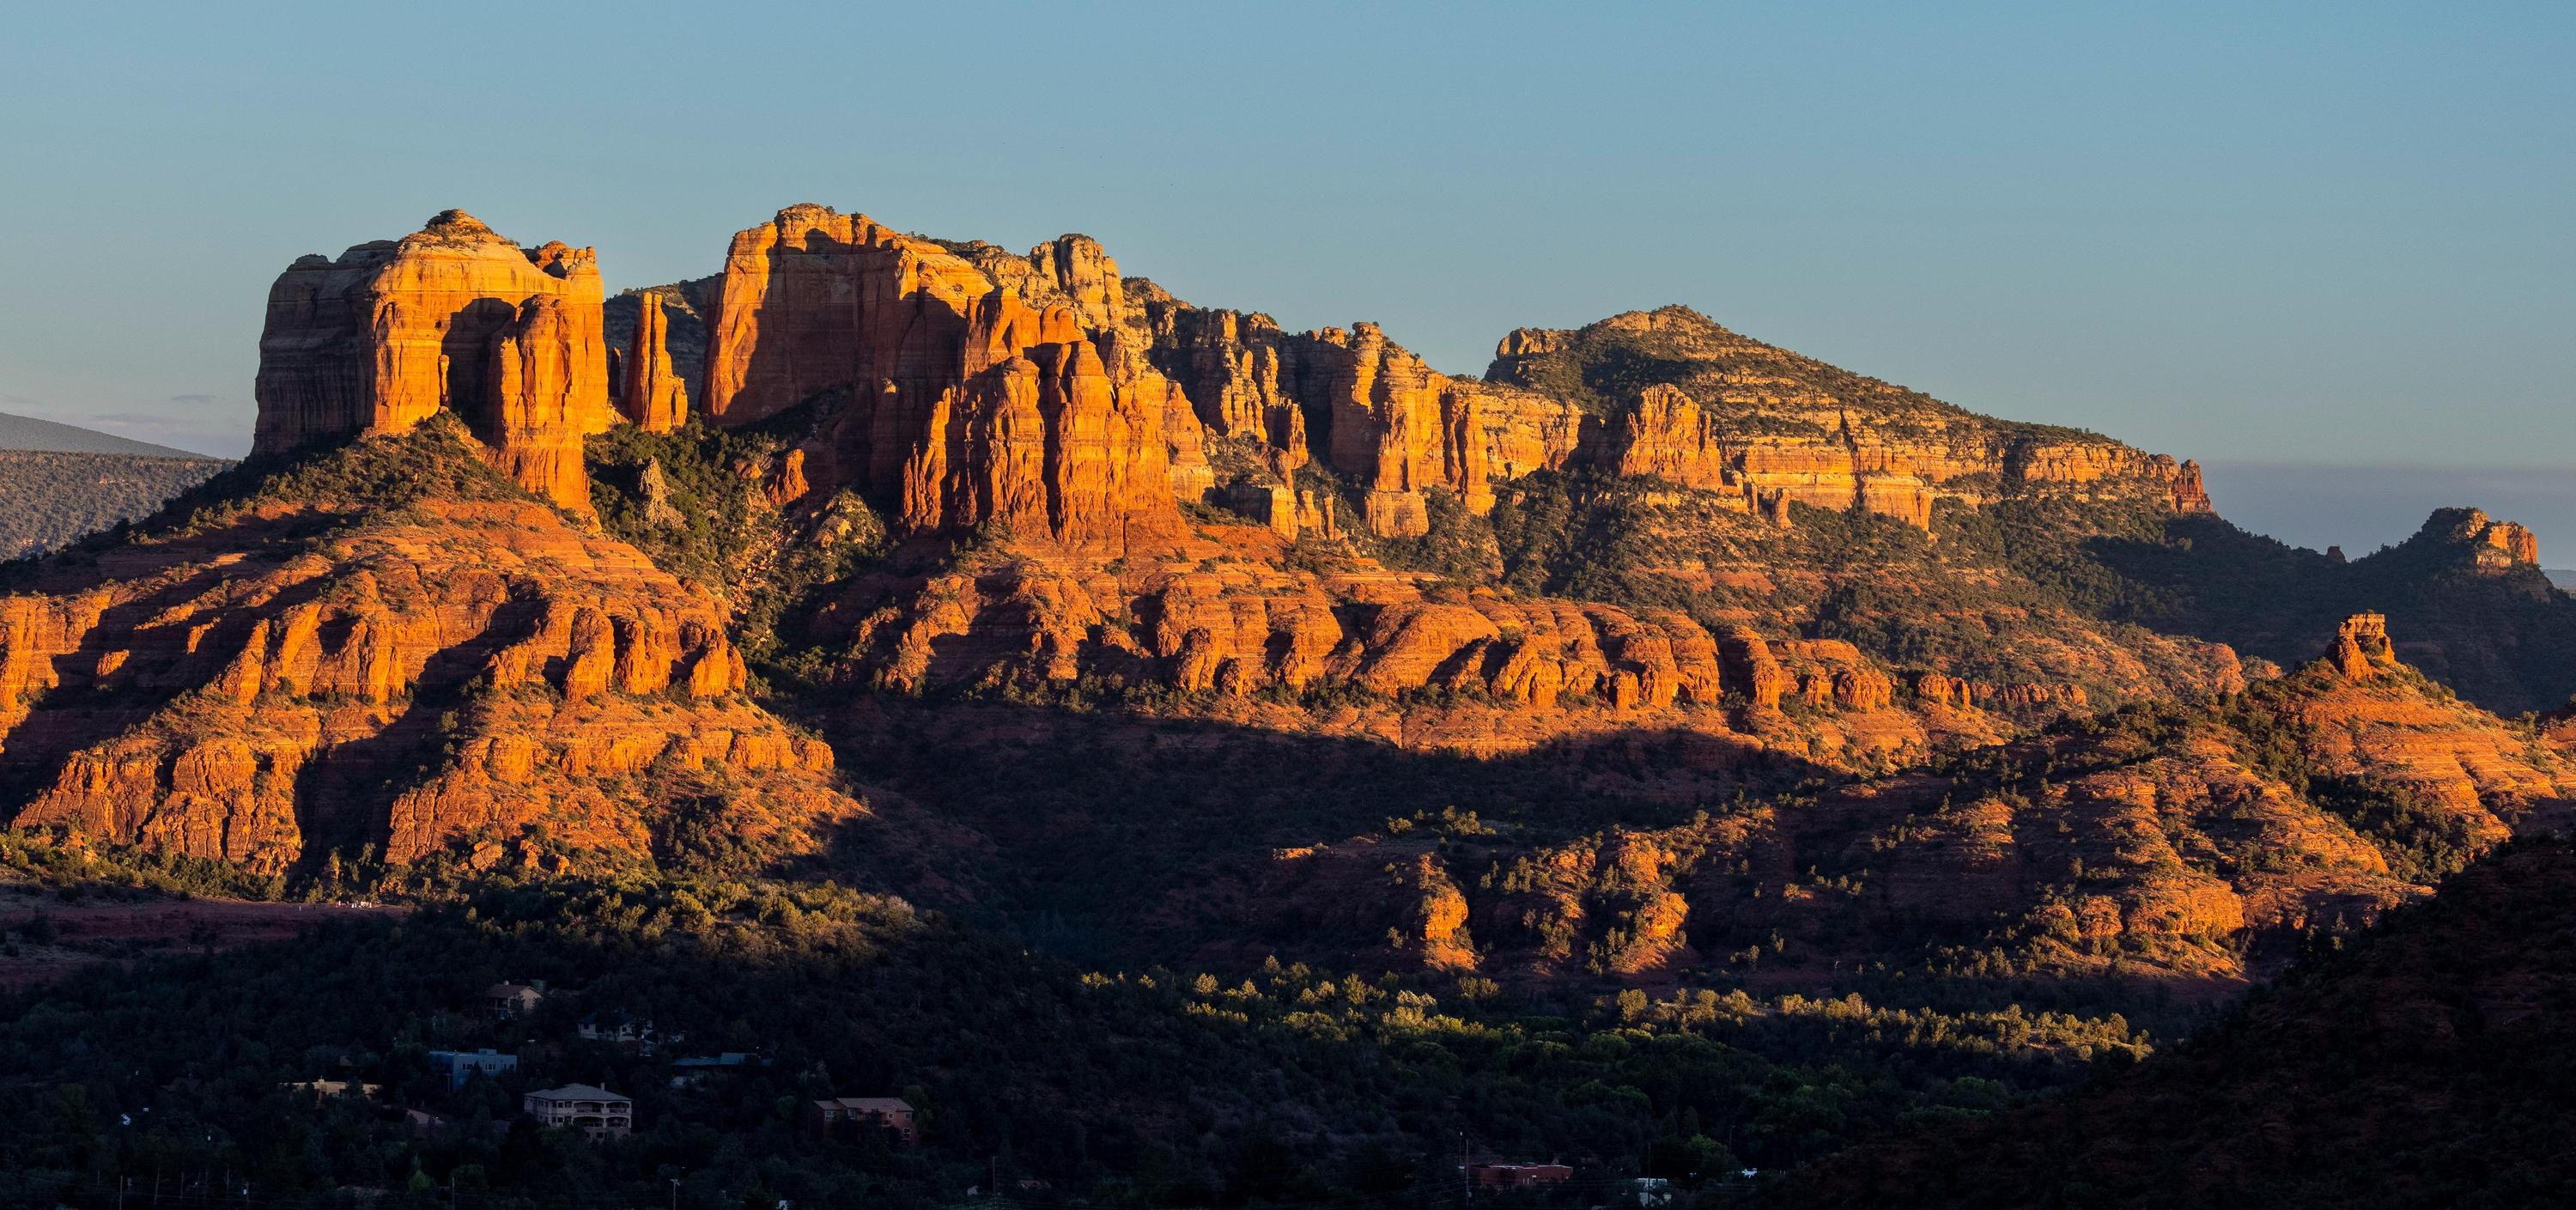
1135,301 -> 1298,447
481,295 -> 611,508
0,435 -> 858,875
252,211 -> 615,509
696,205 -> 1201,550
2328,612 -> 2399,679
1490,307 -> 2209,529
2415,508 -> 2543,570
685,210 -> 2215,550
963,234 -> 1138,334
612,289 -> 691,432
2293,618 -> 2575,839
818,552 -> 1745,716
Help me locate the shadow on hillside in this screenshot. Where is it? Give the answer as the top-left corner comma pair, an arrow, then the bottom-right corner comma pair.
806,694 -> 1823,947
2081,514 -> 2576,714
787,692 -> 2241,1031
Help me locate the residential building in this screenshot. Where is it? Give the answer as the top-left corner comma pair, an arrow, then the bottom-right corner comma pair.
524,1085 -> 633,1140
282,1079 -> 381,1102
810,1097 -> 919,1144
484,982 -> 544,1020
1467,1163 -> 1573,1189
427,1049 -> 519,1089
576,1010 -> 655,1050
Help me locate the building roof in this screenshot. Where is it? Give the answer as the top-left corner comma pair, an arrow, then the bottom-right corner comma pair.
485,982 -> 542,998
529,1084 -> 628,1102
820,1097 -> 914,1112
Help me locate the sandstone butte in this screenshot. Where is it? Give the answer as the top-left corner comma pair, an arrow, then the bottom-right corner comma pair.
253,210 -> 617,510
677,204 -> 2212,549
1212,614 -> 2576,986
176,202 -> 2236,875
0,430 -> 859,876
547,204 -> 2233,739
43,202 -> 2554,882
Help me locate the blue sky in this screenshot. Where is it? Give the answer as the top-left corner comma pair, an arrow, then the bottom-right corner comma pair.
2,1 -> 2567,555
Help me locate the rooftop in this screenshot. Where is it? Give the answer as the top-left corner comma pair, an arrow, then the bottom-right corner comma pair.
530,1084 -> 628,1102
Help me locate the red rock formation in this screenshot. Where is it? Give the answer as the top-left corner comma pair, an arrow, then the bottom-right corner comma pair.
1,435 -> 856,875
2168,457 -> 2213,513
1609,385 -> 1727,489
1490,308 -> 2208,529
617,289 -> 690,432
2329,612 -> 2398,679
1701,627 -> 1784,711
2494,521 -> 2541,565
1280,322 -> 1586,537
2424,509 -> 2543,569
253,211 -> 615,509
482,294 -> 612,508
1141,303 -> 1297,443
696,205 -> 1202,550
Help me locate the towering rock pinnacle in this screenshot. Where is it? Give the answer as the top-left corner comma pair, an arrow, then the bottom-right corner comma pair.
696,204 -> 1197,550
252,211 -> 616,510
2327,612 -> 2400,679
616,289 -> 690,432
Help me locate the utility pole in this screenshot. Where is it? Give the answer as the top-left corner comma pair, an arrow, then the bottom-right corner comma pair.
669,1177 -> 680,1210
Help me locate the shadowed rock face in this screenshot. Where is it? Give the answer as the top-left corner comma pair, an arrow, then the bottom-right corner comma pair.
252,210 -> 614,509
819,612 -> 2573,996
1772,836 -> 2576,1209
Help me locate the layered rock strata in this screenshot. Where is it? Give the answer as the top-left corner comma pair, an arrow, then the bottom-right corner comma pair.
0,444 -> 858,875
252,211 -> 615,509
1490,307 -> 2211,529
696,205 -> 1199,550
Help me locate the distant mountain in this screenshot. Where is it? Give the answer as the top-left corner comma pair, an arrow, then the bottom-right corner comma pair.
0,409 -> 216,459
2551,569 -> 2575,591
0,449 -> 228,558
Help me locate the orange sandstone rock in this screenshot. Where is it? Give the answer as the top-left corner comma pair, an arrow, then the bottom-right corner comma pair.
254,211 -> 615,508
697,205 -> 1198,550
1,475 -> 856,875
617,289 -> 690,432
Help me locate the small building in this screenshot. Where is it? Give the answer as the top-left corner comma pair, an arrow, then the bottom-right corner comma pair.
576,1010 -> 654,1049
810,1097 -> 918,1145
1467,1164 -> 1573,1189
427,1049 -> 519,1089
667,1052 -> 757,1089
524,1085 -> 633,1140
282,1079 -> 381,1103
484,982 -> 545,1020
